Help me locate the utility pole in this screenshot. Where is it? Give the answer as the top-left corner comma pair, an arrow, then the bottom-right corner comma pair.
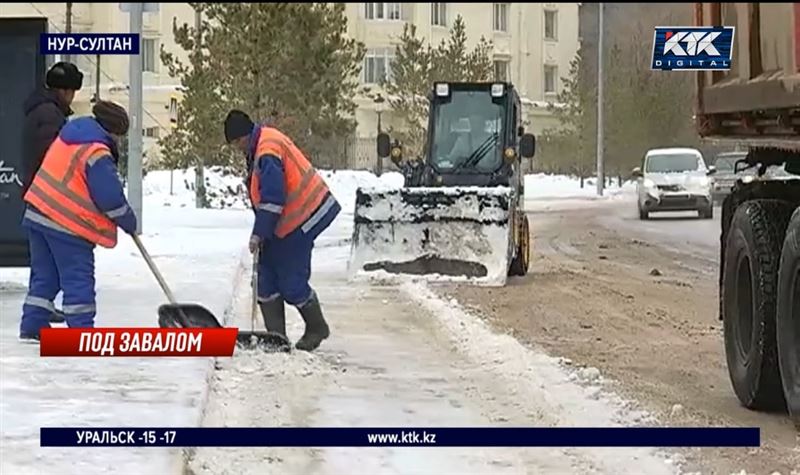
65,2 -> 73,64
95,55 -> 100,101
596,2 -> 605,197
194,7 -> 205,208
128,2 -> 144,234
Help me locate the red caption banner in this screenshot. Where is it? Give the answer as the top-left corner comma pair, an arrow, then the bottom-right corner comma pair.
39,328 -> 239,357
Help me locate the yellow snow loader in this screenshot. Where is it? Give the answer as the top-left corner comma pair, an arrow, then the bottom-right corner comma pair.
348,82 -> 535,286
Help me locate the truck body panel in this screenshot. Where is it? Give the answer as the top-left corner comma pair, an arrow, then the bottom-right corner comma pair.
695,3 -> 800,145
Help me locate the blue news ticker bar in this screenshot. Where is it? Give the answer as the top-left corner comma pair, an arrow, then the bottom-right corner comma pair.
40,427 -> 761,448
40,33 -> 140,55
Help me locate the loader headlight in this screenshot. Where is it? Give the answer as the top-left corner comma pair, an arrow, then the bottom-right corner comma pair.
504,147 -> 516,161
491,83 -> 505,97
435,83 -> 449,97
391,147 -> 402,158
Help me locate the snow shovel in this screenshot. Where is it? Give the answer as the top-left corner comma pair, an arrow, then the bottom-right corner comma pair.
235,249 -> 291,352
131,234 -> 224,329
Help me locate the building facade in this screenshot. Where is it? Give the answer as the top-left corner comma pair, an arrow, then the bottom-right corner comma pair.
1,2 -> 193,164
2,3 -> 578,166
347,2 -> 579,139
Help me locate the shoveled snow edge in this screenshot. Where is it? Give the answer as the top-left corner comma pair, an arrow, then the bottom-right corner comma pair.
177,246 -> 251,474
402,282 -> 685,474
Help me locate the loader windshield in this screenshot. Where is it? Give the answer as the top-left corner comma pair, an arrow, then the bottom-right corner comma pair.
430,90 -> 505,173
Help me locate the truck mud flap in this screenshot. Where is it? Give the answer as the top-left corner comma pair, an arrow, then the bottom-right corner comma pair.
347,187 -> 513,286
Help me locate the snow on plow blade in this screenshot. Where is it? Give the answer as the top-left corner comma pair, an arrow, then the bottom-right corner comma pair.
348,186 -> 513,286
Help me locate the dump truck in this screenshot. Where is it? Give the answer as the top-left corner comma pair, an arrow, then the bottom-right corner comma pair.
348,82 -> 535,286
0,18 -> 48,267
695,2 -> 799,422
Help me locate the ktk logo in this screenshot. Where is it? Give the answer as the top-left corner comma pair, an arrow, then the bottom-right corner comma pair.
651,26 -> 734,71
663,31 -> 721,56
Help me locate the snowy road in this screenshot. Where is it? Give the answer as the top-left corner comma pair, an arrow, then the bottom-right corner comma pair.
189,244 -> 680,475
454,194 -> 800,474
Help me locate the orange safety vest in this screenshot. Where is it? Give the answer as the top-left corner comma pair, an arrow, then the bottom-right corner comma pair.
24,138 -> 118,248
248,126 -> 332,238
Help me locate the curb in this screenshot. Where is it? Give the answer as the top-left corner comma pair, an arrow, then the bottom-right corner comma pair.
172,246 -> 251,475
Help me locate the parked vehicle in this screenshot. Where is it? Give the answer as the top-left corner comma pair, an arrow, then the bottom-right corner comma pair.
632,147 -> 716,220
710,151 -> 748,204
695,2 -> 799,423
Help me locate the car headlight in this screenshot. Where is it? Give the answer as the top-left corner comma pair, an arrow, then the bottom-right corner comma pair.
741,175 -> 755,184
696,177 -> 710,187
643,179 -> 656,189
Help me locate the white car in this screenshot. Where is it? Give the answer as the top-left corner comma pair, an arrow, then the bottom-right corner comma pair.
632,147 -> 717,220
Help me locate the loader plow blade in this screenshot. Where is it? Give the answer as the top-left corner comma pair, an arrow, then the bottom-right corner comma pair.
348,187 -> 513,286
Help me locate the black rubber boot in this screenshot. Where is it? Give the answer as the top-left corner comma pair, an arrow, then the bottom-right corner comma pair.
259,297 -> 286,336
295,292 -> 330,352
259,297 -> 291,352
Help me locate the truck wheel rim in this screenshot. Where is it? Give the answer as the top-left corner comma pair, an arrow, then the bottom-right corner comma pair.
735,254 -> 754,357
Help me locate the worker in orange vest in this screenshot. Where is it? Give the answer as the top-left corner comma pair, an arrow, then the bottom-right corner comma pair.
224,110 -> 341,352
19,101 -> 136,342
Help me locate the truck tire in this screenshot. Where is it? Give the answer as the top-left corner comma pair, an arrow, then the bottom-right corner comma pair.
509,213 -> 530,277
723,199 -> 794,411
777,208 -> 800,422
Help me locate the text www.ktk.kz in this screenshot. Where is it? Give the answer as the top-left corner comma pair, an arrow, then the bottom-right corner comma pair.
366,430 -> 437,445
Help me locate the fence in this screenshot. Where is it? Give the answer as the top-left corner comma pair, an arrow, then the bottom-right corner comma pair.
307,135 -> 398,173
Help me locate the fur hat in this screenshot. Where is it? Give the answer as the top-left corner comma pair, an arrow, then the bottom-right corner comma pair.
93,101 -> 130,135
46,62 -> 83,90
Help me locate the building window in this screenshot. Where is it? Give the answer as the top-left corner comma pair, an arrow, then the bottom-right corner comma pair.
364,3 -> 402,20
493,59 -> 510,82
544,65 -> 558,94
142,38 -> 157,73
363,48 -> 394,84
431,3 -> 447,27
545,10 -> 558,40
493,3 -> 509,32
143,127 -> 160,138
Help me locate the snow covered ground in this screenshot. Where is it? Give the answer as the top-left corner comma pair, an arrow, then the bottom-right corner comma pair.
0,194 -> 253,475
1,168 -> 676,475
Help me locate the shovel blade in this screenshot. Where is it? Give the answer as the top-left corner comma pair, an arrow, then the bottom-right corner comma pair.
158,303 -> 223,328
236,330 -> 291,352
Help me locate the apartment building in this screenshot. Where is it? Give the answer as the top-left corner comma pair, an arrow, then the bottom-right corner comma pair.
2,3 -> 578,164
0,2 -> 193,163
347,2 -> 579,138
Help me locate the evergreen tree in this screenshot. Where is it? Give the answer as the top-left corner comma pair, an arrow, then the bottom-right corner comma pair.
382,16 -> 493,158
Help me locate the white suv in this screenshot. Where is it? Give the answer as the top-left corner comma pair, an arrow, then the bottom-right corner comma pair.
632,147 -> 717,220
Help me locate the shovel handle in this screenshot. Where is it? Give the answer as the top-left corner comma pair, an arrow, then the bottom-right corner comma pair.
132,234 -> 178,305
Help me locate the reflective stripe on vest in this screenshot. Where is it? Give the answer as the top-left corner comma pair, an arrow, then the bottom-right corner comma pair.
248,127 -> 332,238
24,139 -> 118,248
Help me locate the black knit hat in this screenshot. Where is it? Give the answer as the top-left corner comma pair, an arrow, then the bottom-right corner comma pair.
224,110 -> 254,143
93,101 -> 130,136
46,62 -> 83,90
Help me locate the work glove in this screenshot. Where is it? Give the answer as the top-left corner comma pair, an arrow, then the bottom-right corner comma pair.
249,235 -> 261,254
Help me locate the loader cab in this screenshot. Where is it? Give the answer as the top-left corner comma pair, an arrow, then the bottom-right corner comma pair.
378,82 -> 535,187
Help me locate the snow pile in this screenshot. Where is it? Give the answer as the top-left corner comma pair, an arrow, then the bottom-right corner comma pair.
525,173 -> 636,200
139,168 -> 406,214
354,187 -> 511,222
319,170 -> 404,213
142,166 -> 249,209
405,283 -> 679,474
